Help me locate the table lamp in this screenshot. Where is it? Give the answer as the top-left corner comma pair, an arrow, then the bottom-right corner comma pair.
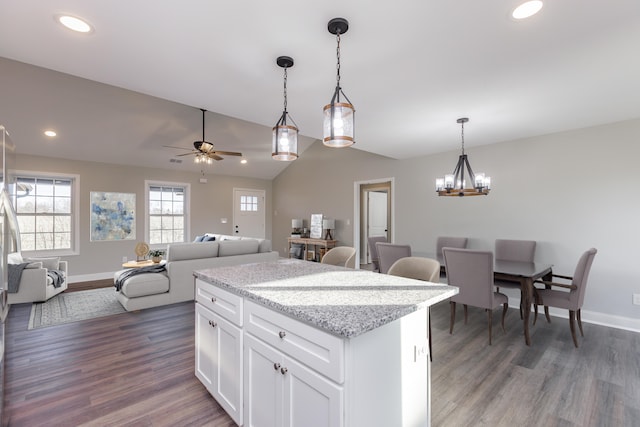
323,219 -> 335,240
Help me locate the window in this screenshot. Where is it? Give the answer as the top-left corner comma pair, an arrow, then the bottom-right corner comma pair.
13,174 -> 78,254
240,195 -> 258,212
147,182 -> 189,245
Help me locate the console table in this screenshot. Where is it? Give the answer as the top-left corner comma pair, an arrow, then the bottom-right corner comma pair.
288,237 -> 337,262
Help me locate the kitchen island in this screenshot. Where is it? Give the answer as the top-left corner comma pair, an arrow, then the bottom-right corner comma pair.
193,258 -> 458,427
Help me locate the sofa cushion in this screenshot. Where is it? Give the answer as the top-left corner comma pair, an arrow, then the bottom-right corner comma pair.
218,239 -> 259,257
26,257 -> 60,271
119,273 -> 169,298
167,242 -> 219,262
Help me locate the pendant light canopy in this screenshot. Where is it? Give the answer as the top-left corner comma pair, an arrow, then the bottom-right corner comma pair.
272,56 -> 298,161
435,118 -> 491,197
323,17 -> 355,148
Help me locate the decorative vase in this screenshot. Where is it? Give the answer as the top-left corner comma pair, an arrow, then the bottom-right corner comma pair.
152,256 -> 162,263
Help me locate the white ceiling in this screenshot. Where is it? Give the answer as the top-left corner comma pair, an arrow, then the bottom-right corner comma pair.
1,1 -> 639,179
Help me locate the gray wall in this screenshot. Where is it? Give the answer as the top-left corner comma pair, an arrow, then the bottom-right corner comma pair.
273,118 -> 640,325
16,154 -> 272,279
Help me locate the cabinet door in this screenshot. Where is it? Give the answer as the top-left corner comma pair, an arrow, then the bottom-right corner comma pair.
195,304 -> 243,425
282,356 -> 343,427
244,333 -> 284,427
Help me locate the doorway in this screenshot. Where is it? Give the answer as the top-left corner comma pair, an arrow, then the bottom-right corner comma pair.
354,179 -> 394,268
233,188 -> 265,238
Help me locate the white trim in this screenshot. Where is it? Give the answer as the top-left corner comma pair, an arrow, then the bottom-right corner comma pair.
145,180 -> 191,247
353,177 -> 395,270
508,295 -> 640,334
69,271 -> 115,283
14,170 -> 81,257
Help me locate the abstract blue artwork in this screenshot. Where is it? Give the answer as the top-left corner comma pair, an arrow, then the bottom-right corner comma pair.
90,192 -> 136,241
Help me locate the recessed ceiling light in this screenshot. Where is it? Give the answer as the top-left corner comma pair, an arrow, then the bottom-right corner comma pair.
56,15 -> 93,33
240,159 -> 248,164
512,1 -> 543,20
44,130 -> 57,137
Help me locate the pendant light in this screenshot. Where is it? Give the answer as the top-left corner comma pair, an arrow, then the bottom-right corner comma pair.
272,56 -> 298,161
323,17 -> 355,148
435,118 -> 491,197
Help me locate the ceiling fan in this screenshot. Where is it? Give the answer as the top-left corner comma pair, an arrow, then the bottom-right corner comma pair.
165,108 -> 243,163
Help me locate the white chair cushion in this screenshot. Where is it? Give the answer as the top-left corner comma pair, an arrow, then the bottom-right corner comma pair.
120,273 -> 169,298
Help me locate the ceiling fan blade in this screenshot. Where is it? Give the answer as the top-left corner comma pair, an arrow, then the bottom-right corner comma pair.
163,145 -> 193,151
212,150 -> 243,156
176,152 -> 197,157
210,154 -> 224,161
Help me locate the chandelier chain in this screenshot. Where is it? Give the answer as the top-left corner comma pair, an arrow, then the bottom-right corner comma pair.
336,32 -> 341,87
283,66 -> 288,112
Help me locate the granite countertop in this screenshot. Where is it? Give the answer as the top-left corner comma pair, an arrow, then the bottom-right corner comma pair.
194,258 -> 458,339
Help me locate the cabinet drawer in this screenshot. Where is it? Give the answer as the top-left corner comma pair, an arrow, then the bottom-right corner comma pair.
196,279 -> 243,326
244,300 -> 344,383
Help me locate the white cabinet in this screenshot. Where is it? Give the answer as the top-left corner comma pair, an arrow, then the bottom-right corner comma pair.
195,298 -> 243,425
244,333 -> 343,427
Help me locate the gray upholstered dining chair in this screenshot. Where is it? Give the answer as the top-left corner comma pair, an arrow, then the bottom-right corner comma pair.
533,248 -> 597,348
443,247 -> 508,345
388,256 -> 440,361
376,242 -> 411,274
436,236 -> 468,277
367,235 -> 387,272
321,246 -> 357,268
494,239 -> 537,318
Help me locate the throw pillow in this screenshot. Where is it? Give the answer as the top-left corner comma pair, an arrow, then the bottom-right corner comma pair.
203,235 -> 216,242
26,257 -> 60,271
7,252 -> 23,264
25,262 -> 44,269
194,235 -> 205,242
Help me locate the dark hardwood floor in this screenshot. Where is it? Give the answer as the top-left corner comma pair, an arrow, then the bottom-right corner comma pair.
3,286 -> 639,426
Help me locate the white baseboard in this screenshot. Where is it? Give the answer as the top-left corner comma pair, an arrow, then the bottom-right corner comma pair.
511,296 -> 640,334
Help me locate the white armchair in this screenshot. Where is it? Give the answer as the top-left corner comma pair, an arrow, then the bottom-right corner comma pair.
7,253 -> 68,304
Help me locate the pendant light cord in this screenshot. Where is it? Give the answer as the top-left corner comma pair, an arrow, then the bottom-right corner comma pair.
283,66 -> 288,113
335,31 -> 342,90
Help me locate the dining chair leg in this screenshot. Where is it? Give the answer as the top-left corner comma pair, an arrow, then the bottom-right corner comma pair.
569,310 -> 579,348
501,303 -> 508,332
487,309 -> 493,345
449,301 -> 456,334
463,304 -> 468,324
577,309 -> 584,337
544,306 -> 551,323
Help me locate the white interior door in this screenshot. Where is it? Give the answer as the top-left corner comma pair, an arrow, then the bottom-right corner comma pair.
233,188 -> 265,238
368,191 -> 388,238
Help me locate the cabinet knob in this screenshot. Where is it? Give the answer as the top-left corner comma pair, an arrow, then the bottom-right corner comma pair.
280,367 -> 288,375
273,362 -> 281,371
278,331 -> 286,339
208,320 -> 217,328
211,296 -> 217,303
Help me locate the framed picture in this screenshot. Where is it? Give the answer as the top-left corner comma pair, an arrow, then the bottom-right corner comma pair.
310,214 -> 323,239
90,191 -> 136,241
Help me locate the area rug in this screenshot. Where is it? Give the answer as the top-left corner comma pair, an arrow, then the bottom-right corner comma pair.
28,287 -> 125,330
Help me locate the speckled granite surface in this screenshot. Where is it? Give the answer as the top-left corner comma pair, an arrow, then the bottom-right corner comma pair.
194,258 -> 458,338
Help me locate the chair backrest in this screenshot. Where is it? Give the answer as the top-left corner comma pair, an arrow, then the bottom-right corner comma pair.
495,239 -> 536,262
436,237 -> 468,257
387,257 -> 440,282
367,236 -> 387,268
376,242 -> 412,274
442,248 -> 495,309
321,246 -> 356,268
570,248 -> 597,308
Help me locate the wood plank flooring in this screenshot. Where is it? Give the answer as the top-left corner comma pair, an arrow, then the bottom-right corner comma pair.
3,292 -> 639,426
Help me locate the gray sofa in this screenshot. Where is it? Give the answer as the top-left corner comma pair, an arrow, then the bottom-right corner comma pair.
114,235 -> 278,311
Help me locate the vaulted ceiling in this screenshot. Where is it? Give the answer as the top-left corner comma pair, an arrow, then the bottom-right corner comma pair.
1,1 -> 639,179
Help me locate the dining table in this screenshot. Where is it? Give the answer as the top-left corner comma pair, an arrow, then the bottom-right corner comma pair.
417,252 -> 553,346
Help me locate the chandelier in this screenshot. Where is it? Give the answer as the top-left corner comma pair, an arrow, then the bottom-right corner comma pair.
323,17 -> 355,148
435,118 -> 491,197
272,56 -> 298,161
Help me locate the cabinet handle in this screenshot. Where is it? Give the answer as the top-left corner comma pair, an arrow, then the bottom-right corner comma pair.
208,320 -> 217,328
280,367 -> 288,375
211,296 -> 217,303
278,331 -> 286,339
273,363 -> 281,371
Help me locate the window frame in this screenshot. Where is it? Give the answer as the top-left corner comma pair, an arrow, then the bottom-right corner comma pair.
145,180 -> 190,248
13,170 -> 80,257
